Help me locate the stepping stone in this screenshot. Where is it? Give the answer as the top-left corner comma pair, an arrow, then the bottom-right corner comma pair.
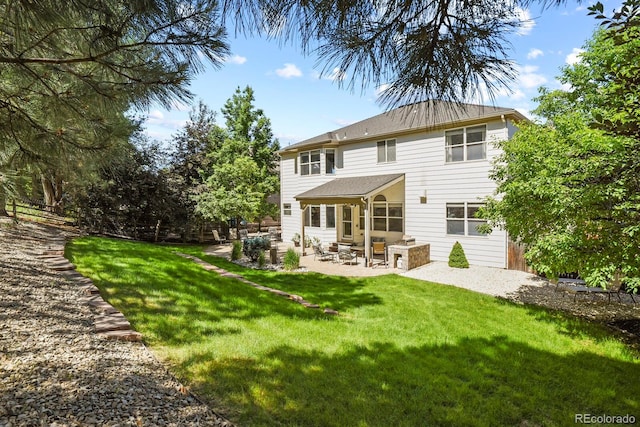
97,329 -> 142,342
289,294 -> 304,302
94,313 -> 131,333
302,302 -> 320,309
324,308 -> 339,316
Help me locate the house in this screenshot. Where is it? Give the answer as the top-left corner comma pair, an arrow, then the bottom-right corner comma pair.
278,100 -> 528,268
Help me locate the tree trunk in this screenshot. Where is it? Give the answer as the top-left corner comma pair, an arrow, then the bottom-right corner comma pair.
0,191 -> 8,216
41,173 -> 64,215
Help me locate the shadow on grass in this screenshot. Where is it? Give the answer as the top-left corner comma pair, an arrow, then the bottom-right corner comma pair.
186,336 -> 640,427
178,248 -> 383,312
66,238 -> 381,345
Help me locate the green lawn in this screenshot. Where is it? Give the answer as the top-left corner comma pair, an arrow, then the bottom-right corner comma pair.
66,236 -> 640,426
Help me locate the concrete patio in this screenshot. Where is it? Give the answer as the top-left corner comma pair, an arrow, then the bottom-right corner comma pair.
204,240 -> 401,277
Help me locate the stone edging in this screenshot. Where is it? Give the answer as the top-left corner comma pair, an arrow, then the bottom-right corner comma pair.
38,237 -> 143,342
175,252 -> 340,316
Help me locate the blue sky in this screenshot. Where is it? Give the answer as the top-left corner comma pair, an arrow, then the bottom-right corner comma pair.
143,1 -> 621,148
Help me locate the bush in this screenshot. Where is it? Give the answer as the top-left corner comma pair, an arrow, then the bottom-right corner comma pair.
257,250 -> 266,268
283,248 -> 300,271
243,236 -> 271,262
448,241 -> 469,268
231,241 -> 243,261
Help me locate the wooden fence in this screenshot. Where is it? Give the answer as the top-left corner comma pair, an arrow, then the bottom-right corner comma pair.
6,200 -> 75,226
507,240 -> 534,273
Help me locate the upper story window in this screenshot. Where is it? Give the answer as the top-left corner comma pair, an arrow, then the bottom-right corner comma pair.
283,203 -> 292,216
377,139 -> 396,163
446,203 -> 488,236
300,150 -> 321,175
326,149 -> 336,174
445,125 -> 486,162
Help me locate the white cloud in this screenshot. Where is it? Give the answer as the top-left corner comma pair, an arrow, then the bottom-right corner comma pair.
516,7 -> 535,36
527,48 -> 544,60
326,67 -> 346,82
275,63 -> 303,78
148,110 -> 164,120
374,83 -> 390,98
518,65 -> 547,89
227,54 -> 247,65
565,48 -> 585,65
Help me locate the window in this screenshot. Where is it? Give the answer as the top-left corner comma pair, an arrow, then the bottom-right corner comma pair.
377,139 -> 396,163
372,195 -> 403,232
445,125 -> 486,162
326,205 -> 336,228
300,150 -> 321,175
283,203 -> 292,216
446,203 -> 488,236
326,149 -> 336,174
342,205 -> 352,238
304,205 -> 320,227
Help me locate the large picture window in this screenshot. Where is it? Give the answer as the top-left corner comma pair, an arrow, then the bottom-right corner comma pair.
372,195 -> 403,232
377,139 -> 396,163
300,150 -> 321,175
445,125 -> 486,162
446,203 -> 488,236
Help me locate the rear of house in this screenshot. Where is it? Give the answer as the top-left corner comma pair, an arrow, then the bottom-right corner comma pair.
279,101 -> 527,268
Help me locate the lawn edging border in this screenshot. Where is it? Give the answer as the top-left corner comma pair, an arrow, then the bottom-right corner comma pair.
175,252 -> 340,316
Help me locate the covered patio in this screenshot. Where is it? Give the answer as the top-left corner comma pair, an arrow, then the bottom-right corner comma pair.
294,173 -> 405,267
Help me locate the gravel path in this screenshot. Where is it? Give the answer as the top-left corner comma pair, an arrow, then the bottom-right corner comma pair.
401,261 -> 547,297
0,219 -> 231,427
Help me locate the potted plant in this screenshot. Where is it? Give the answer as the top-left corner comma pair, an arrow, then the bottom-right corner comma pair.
292,233 -> 301,247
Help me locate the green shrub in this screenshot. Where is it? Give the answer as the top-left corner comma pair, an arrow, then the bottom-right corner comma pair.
231,241 -> 243,261
243,236 -> 271,261
283,248 -> 300,271
448,241 -> 469,268
257,250 -> 266,268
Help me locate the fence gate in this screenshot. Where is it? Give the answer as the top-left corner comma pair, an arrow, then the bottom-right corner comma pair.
507,240 -> 533,272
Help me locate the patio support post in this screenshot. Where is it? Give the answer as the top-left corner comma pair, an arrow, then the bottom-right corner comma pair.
300,206 -> 306,256
364,198 -> 371,267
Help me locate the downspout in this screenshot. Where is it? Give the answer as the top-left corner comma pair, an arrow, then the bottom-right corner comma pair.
300,205 -> 306,256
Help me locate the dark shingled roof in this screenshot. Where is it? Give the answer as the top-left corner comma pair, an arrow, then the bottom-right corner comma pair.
281,100 -> 526,153
295,174 -> 404,201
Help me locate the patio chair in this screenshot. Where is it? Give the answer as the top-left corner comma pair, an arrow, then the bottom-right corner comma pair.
212,230 -> 228,245
239,229 -> 248,241
313,244 -> 335,262
337,244 -> 358,265
371,241 -> 387,268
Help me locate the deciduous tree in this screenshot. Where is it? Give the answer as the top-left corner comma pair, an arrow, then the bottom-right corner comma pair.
194,86 -> 280,230
482,4 -> 640,290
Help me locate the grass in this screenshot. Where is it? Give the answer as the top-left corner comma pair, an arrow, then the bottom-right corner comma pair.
66,236 -> 640,426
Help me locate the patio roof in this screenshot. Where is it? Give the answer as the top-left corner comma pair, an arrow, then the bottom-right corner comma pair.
294,173 -> 404,205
